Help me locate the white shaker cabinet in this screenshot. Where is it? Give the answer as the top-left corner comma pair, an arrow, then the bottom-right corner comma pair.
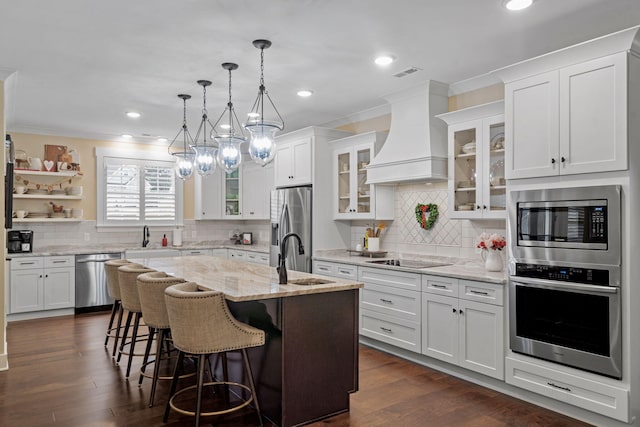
194,168 -> 223,219
421,276 -> 504,380
242,162 -> 274,219
10,256 -> 75,314
437,101 -> 505,219
505,52 -> 627,179
273,137 -> 312,187
330,131 -> 394,220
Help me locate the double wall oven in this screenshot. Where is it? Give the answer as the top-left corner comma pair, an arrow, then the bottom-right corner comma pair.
508,185 -> 622,379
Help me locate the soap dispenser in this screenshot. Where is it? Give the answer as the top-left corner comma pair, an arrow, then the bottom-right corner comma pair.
162,234 -> 168,247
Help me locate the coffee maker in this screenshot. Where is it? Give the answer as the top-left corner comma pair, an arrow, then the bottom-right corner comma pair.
7,230 -> 33,253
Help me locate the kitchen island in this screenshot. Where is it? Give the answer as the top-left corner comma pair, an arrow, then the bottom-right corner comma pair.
137,255 -> 363,427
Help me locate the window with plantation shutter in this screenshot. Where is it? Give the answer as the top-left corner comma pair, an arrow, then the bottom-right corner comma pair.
97,148 -> 183,227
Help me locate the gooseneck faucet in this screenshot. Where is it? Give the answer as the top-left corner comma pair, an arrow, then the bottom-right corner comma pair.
142,225 -> 150,248
277,232 -> 305,284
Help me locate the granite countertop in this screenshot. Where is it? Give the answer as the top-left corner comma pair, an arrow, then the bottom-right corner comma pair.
7,241 -> 269,258
313,249 -> 507,285
137,255 -> 363,302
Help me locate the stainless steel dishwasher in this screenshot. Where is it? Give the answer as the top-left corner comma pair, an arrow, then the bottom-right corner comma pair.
75,253 -> 122,313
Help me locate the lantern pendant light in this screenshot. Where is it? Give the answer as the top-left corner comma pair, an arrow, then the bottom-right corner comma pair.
245,39 -> 283,166
192,80 -> 218,176
213,62 -> 246,173
168,94 -> 196,180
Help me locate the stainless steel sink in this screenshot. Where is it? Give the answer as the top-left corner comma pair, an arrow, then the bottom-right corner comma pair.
288,278 -> 334,286
366,259 -> 452,269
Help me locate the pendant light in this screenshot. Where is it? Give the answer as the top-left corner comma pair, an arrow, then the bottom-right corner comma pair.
192,80 -> 218,176
168,94 -> 196,180
213,62 -> 246,173
245,39 -> 283,166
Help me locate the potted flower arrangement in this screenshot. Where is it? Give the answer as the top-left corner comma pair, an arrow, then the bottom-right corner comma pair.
476,232 -> 506,271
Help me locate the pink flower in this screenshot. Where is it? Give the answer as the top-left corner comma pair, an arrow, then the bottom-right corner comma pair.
476,233 -> 506,251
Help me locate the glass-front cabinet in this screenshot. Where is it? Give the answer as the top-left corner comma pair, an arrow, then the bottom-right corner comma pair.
437,101 -> 506,219
331,131 -> 394,220
223,168 -> 241,218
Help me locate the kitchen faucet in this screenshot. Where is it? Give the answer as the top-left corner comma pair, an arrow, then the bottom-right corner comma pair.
277,232 -> 304,284
142,225 -> 150,248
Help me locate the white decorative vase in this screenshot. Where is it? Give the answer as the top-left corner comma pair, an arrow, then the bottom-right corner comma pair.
482,250 -> 503,272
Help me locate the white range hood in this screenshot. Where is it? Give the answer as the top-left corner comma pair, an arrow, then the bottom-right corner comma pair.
366,81 -> 449,185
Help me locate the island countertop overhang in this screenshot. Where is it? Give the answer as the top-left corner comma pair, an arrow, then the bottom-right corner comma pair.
133,255 -> 363,302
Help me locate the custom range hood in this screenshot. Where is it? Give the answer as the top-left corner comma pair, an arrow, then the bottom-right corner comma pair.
367,81 -> 449,185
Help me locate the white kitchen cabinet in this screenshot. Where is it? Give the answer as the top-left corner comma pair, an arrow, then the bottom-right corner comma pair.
330,131 -> 394,220
421,276 -> 504,380
437,101 -> 505,219
10,256 -> 75,314
229,249 -> 269,265
505,52 -> 627,179
273,137 -> 312,187
195,160 -> 273,220
358,266 -> 421,353
210,248 -> 228,258
242,162 -> 274,219
180,249 -> 212,256
312,260 -> 357,280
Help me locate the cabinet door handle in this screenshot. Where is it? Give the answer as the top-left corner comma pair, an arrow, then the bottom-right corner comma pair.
483,205 -> 487,210
459,309 -> 464,315
379,298 -> 393,304
431,284 -> 447,289
561,157 -> 566,163
469,290 -> 489,296
39,275 -> 43,278
547,382 -> 571,392
452,308 -> 457,313
45,274 -> 48,278
551,158 -> 556,164
380,327 -> 393,333
476,205 -> 480,210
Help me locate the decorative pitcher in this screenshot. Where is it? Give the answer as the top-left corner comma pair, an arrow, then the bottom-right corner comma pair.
481,250 -> 503,272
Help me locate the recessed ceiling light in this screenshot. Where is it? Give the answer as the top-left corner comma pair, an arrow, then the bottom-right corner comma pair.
157,137 -> 168,143
374,55 -> 395,66
121,134 -> 133,139
126,111 -> 141,119
297,90 -> 314,97
504,0 -> 533,11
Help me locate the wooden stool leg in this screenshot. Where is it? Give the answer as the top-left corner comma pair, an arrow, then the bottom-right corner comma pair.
242,348 -> 263,427
112,304 -> 124,358
125,312 -> 142,379
163,350 -> 185,423
195,354 -> 206,427
104,300 -> 119,347
117,310 -> 133,363
148,328 -> 166,407
139,326 -> 156,385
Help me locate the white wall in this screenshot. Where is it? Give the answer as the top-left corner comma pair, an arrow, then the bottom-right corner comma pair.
350,182 -> 506,259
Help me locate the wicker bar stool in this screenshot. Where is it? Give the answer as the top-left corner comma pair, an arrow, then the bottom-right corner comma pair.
117,263 -> 156,379
163,282 -> 265,427
136,271 -> 188,407
104,259 -> 132,358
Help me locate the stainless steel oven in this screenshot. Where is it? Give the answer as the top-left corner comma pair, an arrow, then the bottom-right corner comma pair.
508,185 -> 622,379
510,185 -> 620,266
509,263 -> 621,379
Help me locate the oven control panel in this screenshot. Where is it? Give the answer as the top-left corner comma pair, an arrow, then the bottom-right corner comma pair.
515,263 -> 609,286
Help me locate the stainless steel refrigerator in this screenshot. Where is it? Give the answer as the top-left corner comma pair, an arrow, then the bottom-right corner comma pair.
270,186 -> 312,272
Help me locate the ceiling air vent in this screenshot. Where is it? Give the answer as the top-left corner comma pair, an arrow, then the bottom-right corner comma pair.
393,67 -> 422,78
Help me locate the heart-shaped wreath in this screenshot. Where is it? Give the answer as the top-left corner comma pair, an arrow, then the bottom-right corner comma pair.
415,203 -> 439,230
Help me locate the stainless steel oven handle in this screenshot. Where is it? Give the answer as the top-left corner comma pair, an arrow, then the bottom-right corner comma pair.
509,276 -> 618,294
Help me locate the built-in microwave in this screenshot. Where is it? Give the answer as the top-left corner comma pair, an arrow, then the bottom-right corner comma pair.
509,185 -> 621,268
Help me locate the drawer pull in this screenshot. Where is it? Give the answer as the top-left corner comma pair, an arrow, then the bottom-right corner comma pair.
431,284 -> 447,289
380,327 -> 393,333
52,260 -> 67,264
20,262 -> 36,265
379,298 -> 393,304
548,382 -> 572,392
338,270 -> 351,275
469,290 -> 489,296
318,267 -> 330,271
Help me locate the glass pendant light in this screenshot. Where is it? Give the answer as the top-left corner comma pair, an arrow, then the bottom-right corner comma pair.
212,63 -> 246,173
192,80 -> 218,176
168,94 -> 196,180
245,39 -> 283,166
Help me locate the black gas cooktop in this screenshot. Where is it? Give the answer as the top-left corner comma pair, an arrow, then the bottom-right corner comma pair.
366,259 -> 452,269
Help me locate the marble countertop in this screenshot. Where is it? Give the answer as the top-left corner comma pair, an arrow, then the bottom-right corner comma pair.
7,241 -> 269,258
313,250 -> 507,285
136,255 -> 363,302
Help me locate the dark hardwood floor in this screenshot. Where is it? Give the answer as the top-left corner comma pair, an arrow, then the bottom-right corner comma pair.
0,312 -> 592,427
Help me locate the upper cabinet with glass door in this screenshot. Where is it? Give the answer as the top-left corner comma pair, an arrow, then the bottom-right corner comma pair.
436,101 -> 505,219
330,131 -> 394,220
223,168 -> 242,218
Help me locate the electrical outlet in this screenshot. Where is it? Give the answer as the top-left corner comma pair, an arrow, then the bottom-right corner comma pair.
83,233 -> 90,242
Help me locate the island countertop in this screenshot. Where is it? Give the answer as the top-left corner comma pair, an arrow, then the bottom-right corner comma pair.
135,255 -> 363,302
